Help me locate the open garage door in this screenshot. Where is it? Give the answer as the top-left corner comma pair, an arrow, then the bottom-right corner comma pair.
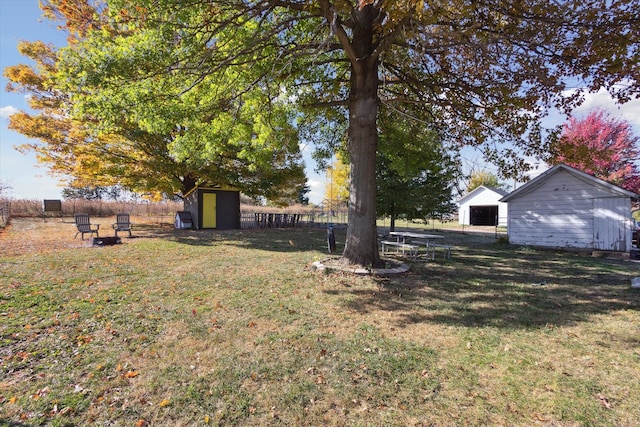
470,205 -> 498,226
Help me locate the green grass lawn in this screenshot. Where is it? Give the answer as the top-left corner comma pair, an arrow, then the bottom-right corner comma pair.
1,219 -> 639,426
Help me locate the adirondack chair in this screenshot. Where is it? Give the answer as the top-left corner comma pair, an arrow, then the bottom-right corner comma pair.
74,213 -> 100,240
112,213 -> 133,237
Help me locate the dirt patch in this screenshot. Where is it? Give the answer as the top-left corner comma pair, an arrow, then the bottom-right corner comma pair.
0,217 -> 173,257
312,256 -> 409,275
0,218 -> 85,257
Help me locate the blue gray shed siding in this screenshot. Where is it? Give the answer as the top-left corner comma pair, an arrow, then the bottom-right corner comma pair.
184,190 -> 200,229
183,187 -> 241,230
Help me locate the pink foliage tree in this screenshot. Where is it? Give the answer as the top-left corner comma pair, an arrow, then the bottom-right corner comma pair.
551,110 -> 640,194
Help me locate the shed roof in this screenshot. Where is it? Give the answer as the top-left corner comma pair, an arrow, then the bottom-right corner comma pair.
183,184 -> 239,198
458,185 -> 509,205
500,163 -> 639,202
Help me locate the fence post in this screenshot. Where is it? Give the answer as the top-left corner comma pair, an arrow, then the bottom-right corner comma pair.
0,201 -> 10,227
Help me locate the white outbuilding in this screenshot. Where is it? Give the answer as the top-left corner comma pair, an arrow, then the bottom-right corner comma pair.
458,186 -> 509,226
500,164 -> 638,252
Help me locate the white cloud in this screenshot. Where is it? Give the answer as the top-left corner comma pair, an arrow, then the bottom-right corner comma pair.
0,105 -> 19,118
569,87 -> 640,129
307,178 -> 325,205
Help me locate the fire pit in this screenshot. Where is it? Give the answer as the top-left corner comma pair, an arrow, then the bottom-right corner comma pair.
91,236 -> 121,246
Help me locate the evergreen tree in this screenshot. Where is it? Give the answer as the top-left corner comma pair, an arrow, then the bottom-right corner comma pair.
376,108 -> 461,231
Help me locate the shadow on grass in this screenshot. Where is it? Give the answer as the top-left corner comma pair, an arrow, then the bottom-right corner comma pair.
328,242 -> 640,330
134,223 -> 490,255
131,224 -> 640,330
135,223 -> 341,253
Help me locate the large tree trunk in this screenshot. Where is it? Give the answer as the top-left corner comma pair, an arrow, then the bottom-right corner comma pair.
180,173 -> 199,198
341,6 -> 381,267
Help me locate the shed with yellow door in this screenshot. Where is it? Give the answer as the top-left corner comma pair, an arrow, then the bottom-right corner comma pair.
183,186 -> 241,230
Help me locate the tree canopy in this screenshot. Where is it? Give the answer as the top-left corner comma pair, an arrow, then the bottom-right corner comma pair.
7,0 -> 640,266
61,185 -> 123,201
4,0 -> 306,201
466,171 -> 507,194
549,109 -> 640,193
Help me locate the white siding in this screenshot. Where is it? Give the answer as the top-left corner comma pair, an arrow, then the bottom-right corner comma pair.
458,204 -> 469,225
593,197 -> 631,251
458,187 -> 508,225
507,169 -> 630,250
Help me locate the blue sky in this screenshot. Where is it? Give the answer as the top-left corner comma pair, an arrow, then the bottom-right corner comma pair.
1,0 -> 69,201
1,1 -> 639,203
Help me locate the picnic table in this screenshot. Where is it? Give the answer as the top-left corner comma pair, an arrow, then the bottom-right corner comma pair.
385,231 -> 451,260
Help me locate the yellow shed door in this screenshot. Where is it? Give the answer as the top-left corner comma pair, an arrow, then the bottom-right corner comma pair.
202,193 -> 217,228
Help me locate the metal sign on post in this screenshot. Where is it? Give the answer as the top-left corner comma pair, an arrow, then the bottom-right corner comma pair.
43,199 -> 63,219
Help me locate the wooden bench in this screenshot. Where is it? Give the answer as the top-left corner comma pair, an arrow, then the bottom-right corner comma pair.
381,240 -> 419,257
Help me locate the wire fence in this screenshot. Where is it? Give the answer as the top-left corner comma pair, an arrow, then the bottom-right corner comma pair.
239,211 -> 347,229
239,203 -> 349,230
0,198 -> 350,231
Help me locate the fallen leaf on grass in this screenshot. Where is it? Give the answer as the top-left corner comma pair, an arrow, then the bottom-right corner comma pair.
124,370 -> 139,378
14,351 -> 29,361
209,318 -> 221,330
159,398 -> 170,407
32,387 -> 49,399
76,334 -> 94,346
